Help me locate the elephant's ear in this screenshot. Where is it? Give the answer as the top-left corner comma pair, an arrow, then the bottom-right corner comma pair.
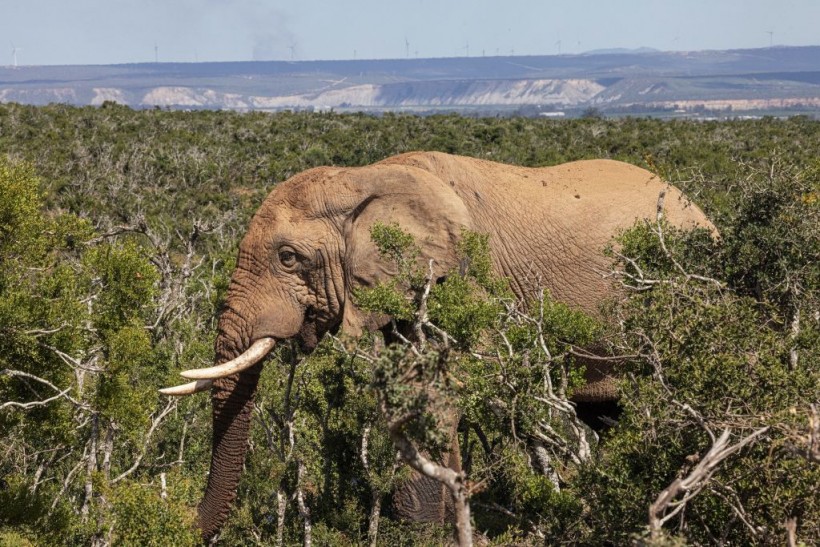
338,165 -> 473,334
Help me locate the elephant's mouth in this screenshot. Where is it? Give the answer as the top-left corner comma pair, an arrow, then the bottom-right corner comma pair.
159,337 -> 276,396
297,305 -> 338,352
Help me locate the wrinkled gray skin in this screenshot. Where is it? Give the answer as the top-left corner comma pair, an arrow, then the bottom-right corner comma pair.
196,152 -> 713,539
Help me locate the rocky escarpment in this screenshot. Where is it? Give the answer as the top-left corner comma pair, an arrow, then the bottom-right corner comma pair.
0,78 -> 604,110
135,78 -> 604,109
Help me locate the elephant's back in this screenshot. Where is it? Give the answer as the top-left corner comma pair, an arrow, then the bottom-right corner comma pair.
531,158 -> 714,233
381,151 -> 713,234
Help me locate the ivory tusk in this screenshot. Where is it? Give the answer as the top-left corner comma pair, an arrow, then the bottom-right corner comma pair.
180,337 -> 276,380
159,379 -> 214,396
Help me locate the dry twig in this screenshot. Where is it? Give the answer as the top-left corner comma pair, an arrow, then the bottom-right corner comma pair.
648,427 -> 768,540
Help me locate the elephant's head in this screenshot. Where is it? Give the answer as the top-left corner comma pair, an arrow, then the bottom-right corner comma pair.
161,162 -> 472,539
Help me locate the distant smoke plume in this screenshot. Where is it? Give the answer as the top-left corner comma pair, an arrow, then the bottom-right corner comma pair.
252,28 -> 298,61
183,0 -> 299,61
241,1 -> 297,60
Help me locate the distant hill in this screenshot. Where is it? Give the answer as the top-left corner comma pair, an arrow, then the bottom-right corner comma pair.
1,46 -> 820,117
581,47 -> 660,55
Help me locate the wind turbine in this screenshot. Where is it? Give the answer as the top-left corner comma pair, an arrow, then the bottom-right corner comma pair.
405,37 -> 410,58
555,39 -> 562,55
10,42 -> 22,68
766,30 -> 774,48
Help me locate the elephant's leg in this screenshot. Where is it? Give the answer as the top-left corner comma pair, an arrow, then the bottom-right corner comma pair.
570,355 -> 623,431
391,409 -> 462,524
570,358 -> 618,403
392,468 -> 451,523
379,323 -> 464,524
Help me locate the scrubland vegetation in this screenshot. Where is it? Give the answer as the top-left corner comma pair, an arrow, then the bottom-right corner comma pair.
0,103 -> 818,545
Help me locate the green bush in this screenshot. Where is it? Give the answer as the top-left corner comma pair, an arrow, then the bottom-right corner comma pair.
579,175 -> 819,544
109,480 -> 198,546
2,106 -> 819,545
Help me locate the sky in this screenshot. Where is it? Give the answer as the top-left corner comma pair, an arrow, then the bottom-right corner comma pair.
2,0 -> 819,66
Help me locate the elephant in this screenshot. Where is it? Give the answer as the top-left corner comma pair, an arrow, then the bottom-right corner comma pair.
160,151 -> 714,540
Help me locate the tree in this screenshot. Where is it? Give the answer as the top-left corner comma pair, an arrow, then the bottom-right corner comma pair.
582,176 -> 819,545
0,158 -> 200,545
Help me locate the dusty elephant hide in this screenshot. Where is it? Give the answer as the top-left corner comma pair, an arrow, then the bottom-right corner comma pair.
162,151 -> 714,539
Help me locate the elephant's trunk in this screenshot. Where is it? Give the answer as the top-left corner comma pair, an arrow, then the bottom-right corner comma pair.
195,334 -> 276,540
198,365 -> 264,540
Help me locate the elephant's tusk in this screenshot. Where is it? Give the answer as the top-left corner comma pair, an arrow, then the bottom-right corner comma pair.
159,379 -> 214,396
180,337 -> 276,380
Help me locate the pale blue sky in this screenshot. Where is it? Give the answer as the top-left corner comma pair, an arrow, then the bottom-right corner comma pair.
3,0 -> 819,66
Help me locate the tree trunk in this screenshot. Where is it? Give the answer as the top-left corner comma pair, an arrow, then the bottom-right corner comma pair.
296,459 -> 312,547
367,490 -> 383,547
275,488 -> 287,547
81,413 -> 99,521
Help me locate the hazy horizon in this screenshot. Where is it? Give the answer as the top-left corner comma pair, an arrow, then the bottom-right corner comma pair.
3,0 -> 820,67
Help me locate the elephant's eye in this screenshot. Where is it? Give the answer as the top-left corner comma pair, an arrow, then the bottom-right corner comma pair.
278,248 -> 298,269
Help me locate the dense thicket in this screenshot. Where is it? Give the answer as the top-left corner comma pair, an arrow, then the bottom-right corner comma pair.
0,103 -> 817,545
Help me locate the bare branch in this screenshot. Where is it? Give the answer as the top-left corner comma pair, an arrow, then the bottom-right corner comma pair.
712,485 -> 760,538
648,427 -> 769,539
112,399 -> 177,483
791,403 -> 820,463
653,190 -> 725,288
1,387 -> 74,411
1,369 -> 87,410
386,416 -> 473,546
568,347 -> 637,362
360,424 -> 373,476
422,320 -> 459,348
359,425 -> 397,547
36,342 -> 104,373
330,334 -> 376,364
603,250 -> 663,291
531,441 -> 561,491
295,458 -> 312,547
50,453 -> 86,513
275,489 -> 288,547
789,309 -> 800,370
81,413 -> 99,520
785,516 -> 798,547
390,320 -> 419,357
24,324 -> 67,336
413,259 -> 435,350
